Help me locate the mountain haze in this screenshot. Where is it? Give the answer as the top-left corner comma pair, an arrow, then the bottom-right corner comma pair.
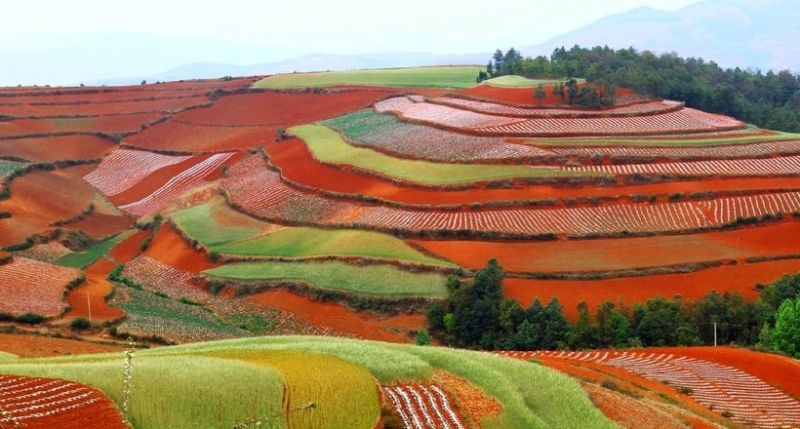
522,0 -> 800,72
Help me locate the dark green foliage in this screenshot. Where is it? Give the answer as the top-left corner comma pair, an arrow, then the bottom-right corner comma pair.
488,45 -> 800,132
70,317 -> 91,330
414,329 -> 432,346
426,302 -> 446,332
772,299 -> 800,358
15,313 -> 45,324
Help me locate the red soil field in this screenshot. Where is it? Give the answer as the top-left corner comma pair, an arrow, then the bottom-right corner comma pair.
0,334 -> 125,358
123,121 -> 275,152
0,257 -> 80,317
457,84 -> 635,107
109,229 -> 152,263
0,166 -> 96,246
249,289 -> 425,343
64,257 -> 125,322
267,137 -> 800,206
142,223 -> 216,274
0,374 -> 127,429
176,90 -> 399,126
648,346 -> 800,399
0,113 -> 163,138
0,135 -> 114,162
583,383 -> 688,429
504,259 -> 800,320
0,95 -> 209,117
411,221 -> 800,273
107,152 -> 242,207
65,210 -> 133,241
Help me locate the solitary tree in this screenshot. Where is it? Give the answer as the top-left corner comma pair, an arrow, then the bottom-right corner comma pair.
534,83 -> 547,104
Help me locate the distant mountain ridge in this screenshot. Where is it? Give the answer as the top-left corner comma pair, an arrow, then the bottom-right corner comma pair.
91,0 -> 799,85
521,0 -> 800,72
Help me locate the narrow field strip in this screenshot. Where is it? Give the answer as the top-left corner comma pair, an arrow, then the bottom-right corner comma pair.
431,97 -> 683,118
384,384 -> 467,429
566,154 -> 800,177
84,149 -> 193,196
506,351 -> 800,429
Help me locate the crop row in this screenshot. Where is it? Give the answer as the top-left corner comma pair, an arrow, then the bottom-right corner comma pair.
84,149 -> 193,196
0,375 -> 124,428
384,384 -> 466,429
322,109 -> 551,162
507,351 -> 800,429
119,152 -> 235,216
224,156 -> 800,236
550,139 -> 800,159
375,97 -> 745,137
121,255 -> 206,302
566,154 -> 800,177
431,97 -> 683,118
0,258 -> 80,317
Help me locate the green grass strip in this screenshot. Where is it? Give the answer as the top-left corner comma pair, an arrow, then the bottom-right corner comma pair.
0,160 -> 29,179
54,230 -> 134,269
525,130 -> 800,147
204,261 -> 447,297
172,198 -> 457,268
253,66 -> 483,89
291,124 -> 594,184
481,75 -> 580,88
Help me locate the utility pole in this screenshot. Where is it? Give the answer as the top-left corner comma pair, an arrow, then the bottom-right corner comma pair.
87,292 -> 92,324
714,322 -> 717,347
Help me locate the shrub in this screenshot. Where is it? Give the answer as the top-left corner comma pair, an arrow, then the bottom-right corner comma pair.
70,317 -> 91,331
415,329 -> 432,346
15,312 -> 45,324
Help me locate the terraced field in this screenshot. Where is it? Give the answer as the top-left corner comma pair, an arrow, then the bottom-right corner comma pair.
1,69 -> 798,429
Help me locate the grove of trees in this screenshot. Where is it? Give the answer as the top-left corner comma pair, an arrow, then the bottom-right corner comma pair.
427,260 -> 800,357
483,45 -> 800,132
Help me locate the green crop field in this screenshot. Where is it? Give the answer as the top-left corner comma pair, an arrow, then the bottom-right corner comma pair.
172,198 -> 458,268
291,124 -> 595,184
481,75 -> 577,88
55,231 -> 134,268
204,261 -> 447,297
0,336 -> 619,429
253,66 -> 483,89
524,129 -> 800,147
112,285 -> 249,343
0,160 -> 29,180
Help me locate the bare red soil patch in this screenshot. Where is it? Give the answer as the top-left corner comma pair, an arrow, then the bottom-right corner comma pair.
504,259 -> 800,320
124,121 -> 275,152
109,229 -> 151,263
249,289 -> 424,343
177,90 -> 398,126
0,113 -> 163,138
433,370 -> 501,428
0,374 -> 127,429
648,346 -> 800,400
0,166 -> 96,246
142,223 -> 216,274
0,135 -> 114,162
64,257 -> 125,322
457,83 -> 634,106
267,137 -> 800,205
0,95 -> 208,117
412,221 -> 800,273
66,210 -> 133,241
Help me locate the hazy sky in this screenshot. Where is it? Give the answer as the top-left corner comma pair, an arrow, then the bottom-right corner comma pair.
1,0 -> 705,86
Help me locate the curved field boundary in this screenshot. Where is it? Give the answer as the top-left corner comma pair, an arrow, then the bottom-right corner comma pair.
375,97 -> 745,137
514,351 -> 800,429
0,375 -> 126,429
119,152 -> 236,216
123,120 -> 274,153
550,139 -> 800,159
224,155 -> 800,238
0,135 -> 115,164
0,257 -> 81,317
0,96 -> 210,117
430,97 -> 684,118
84,149 -> 193,196
122,255 -> 207,302
290,125 -> 585,186
384,384 -> 467,429
0,113 -> 165,139
321,109 -> 553,163
566,155 -> 800,178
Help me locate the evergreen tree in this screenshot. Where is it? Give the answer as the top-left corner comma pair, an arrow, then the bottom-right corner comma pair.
772,299 -> 800,358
